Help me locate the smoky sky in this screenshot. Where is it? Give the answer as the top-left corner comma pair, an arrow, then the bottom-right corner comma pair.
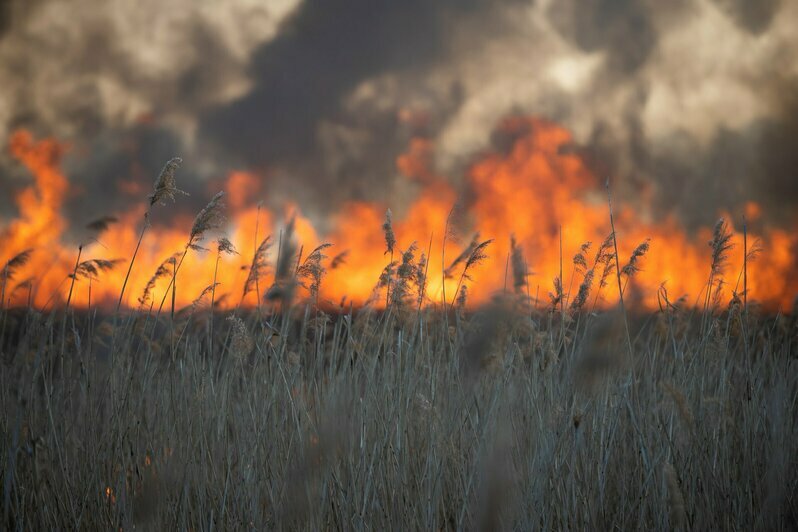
0,0 -> 796,234
199,0 -> 519,211
204,0 -> 462,164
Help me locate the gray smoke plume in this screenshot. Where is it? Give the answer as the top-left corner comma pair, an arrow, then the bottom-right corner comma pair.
0,0 -> 796,232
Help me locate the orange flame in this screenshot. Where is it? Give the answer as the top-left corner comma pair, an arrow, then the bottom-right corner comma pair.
1,118 -> 796,312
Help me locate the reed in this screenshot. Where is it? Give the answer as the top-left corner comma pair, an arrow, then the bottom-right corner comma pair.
0,182 -> 795,531
117,158 -> 185,312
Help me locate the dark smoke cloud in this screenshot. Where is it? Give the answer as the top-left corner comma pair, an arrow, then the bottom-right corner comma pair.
0,0 -> 796,236
548,0 -> 660,74
755,80 -> 798,219
713,0 -> 781,34
0,0 -> 11,38
0,0 -> 293,230
65,125 -> 205,222
199,0 -> 519,211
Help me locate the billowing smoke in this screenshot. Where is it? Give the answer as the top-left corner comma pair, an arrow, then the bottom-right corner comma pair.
1,0 -> 796,233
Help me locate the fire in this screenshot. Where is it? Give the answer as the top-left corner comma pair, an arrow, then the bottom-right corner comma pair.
1,118 -> 796,312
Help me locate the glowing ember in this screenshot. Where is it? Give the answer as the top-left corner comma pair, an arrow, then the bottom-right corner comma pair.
1,118 -> 796,312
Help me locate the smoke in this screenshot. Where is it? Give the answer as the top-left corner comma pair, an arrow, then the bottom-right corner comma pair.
0,0 -> 299,222
198,0 -> 521,211
0,0 -> 796,232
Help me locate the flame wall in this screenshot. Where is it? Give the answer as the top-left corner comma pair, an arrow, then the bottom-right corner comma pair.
2,118 -> 796,312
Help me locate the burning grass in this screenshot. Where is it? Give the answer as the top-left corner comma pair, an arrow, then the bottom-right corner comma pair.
2,119 -> 797,313
0,119 -> 797,528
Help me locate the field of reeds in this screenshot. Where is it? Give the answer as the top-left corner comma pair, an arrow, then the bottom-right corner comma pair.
1,164 -> 797,530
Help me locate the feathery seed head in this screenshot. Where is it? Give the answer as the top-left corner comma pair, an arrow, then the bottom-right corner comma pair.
189,191 -> 226,248
227,315 -> 253,361
622,238 -> 650,278
709,218 -> 734,275
148,157 -> 187,206
382,209 -> 396,256
243,236 -> 272,298
510,235 -> 527,294
216,237 -> 237,256
85,216 -> 118,233
2,249 -> 33,282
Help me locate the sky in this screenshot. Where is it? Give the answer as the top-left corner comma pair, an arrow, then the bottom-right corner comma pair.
0,0 -> 797,234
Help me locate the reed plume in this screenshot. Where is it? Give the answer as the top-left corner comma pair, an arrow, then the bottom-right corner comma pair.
450,238 -> 492,312
590,233 -> 617,306
158,192 -> 225,317
71,258 -> 123,281
390,242 -> 417,308
85,216 -> 118,233
445,233 -> 480,279
456,283 -> 468,310
703,218 -> 734,316
549,276 -> 564,310
375,261 -> 397,300
415,252 -> 427,309
139,253 -> 179,309
1,249 -> 33,304
570,269 -> 595,311
189,283 -> 218,313
243,236 -> 272,300
227,315 -> 253,362
148,157 -> 187,206
382,209 -> 397,304
573,241 -> 591,274
330,250 -> 349,270
570,236 -> 612,311
382,209 -> 396,256
266,216 -> 298,304
11,276 -> 33,301
709,218 -> 733,276
216,237 -> 236,256
188,192 -> 226,250
622,239 -> 650,278
510,234 -> 527,295
595,233 -> 614,262
154,191 -> 226,319
298,243 -> 332,302
118,157 -> 185,311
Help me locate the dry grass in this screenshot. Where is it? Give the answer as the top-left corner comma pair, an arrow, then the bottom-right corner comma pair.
0,174 -> 796,530
0,286 -> 796,529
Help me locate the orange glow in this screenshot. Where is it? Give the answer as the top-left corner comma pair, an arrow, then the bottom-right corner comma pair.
1,119 -> 796,312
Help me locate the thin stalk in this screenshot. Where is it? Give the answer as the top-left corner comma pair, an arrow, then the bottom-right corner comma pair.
417,232 -> 434,314
503,251 -> 510,294
171,256 -> 177,320
442,208 -> 453,314
61,245 -> 83,376
155,247 -> 190,320
65,245 -> 83,311
209,250 -> 221,354
743,215 -> 747,314
385,250 -> 394,308
254,204 -> 262,312
605,180 -> 634,364
559,225 -> 565,343
0,269 -> 7,349
116,216 -> 148,312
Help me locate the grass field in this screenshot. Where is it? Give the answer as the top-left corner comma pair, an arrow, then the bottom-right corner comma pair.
1,160 -> 797,530
1,289 -> 796,529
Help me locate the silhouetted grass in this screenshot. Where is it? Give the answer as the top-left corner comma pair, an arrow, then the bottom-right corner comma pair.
0,297 -> 796,530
